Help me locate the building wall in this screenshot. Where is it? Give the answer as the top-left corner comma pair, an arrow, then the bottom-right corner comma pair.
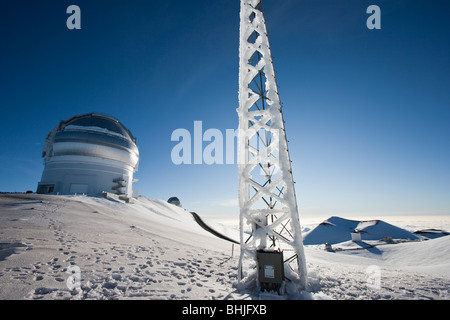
38,155 -> 135,196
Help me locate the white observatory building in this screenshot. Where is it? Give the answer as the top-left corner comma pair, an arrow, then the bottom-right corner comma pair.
37,113 -> 139,199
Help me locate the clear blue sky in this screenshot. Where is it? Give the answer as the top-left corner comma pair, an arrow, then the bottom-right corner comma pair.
1,0 -> 449,221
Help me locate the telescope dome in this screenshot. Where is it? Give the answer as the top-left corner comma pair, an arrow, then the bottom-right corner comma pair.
37,113 -> 139,199
168,197 -> 182,207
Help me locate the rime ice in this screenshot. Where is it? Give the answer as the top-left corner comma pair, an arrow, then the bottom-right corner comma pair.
237,0 -> 307,293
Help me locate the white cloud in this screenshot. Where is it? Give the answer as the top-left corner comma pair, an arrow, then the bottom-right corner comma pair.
218,198 -> 238,207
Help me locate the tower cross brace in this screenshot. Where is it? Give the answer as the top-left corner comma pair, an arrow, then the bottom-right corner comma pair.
237,0 -> 307,293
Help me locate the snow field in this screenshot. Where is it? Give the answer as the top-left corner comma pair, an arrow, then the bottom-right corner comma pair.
0,193 -> 449,300
0,194 -> 240,300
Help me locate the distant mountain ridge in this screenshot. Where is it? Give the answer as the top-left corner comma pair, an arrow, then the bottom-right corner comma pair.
303,216 -> 420,245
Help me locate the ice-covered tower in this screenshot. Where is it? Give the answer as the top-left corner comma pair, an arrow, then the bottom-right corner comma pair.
237,0 -> 307,293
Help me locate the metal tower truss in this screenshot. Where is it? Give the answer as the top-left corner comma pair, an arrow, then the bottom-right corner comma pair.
237,0 -> 307,293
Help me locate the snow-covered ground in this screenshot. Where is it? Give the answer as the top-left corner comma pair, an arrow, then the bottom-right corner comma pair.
0,193 -> 449,300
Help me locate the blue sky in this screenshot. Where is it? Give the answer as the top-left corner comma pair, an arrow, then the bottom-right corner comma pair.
0,0 -> 449,222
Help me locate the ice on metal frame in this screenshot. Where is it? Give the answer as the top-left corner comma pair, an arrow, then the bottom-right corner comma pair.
237,0 -> 307,292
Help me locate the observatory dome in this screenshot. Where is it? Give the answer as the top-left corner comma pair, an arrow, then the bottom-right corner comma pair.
37,113 -> 139,198
167,197 -> 182,207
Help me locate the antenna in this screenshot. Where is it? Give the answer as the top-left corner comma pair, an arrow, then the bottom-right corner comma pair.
237,0 -> 307,294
